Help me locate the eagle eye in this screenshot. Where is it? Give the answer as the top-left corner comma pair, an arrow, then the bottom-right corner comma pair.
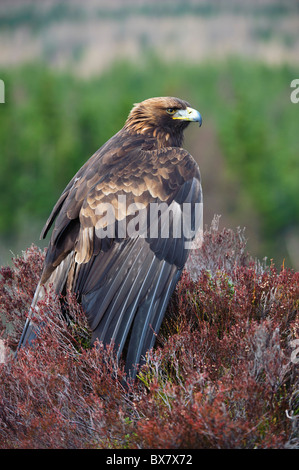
166,108 -> 177,115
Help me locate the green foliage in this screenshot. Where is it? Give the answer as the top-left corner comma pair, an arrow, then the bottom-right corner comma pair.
218,60 -> 299,239
0,59 -> 298,263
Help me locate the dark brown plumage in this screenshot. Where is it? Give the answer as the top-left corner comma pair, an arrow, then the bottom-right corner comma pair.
18,96 -> 203,378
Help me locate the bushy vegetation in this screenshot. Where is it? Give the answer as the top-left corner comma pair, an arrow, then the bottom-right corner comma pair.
1,59 -> 298,265
0,222 -> 298,449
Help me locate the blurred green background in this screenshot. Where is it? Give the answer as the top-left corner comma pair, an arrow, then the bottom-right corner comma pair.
0,0 -> 298,269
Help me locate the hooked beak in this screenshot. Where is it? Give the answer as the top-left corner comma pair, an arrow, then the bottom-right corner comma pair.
173,107 -> 202,127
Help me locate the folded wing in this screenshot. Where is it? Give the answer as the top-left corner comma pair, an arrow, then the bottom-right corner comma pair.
20,134 -> 202,378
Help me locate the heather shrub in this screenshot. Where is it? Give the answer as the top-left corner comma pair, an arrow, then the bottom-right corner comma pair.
0,222 -> 298,449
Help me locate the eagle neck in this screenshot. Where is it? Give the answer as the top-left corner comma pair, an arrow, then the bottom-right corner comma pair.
124,125 -> 184,149
154,127 -> 184,148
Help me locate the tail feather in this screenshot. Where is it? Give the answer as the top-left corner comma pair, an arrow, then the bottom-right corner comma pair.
16,280 -> 45,353
16,240 -> 182,381
16,252 -> 75,353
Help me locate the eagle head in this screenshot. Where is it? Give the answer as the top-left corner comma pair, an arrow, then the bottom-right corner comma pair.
125,96 -> 202,147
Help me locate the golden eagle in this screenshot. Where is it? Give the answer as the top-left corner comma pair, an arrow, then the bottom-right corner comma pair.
18,97 -> 202,378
